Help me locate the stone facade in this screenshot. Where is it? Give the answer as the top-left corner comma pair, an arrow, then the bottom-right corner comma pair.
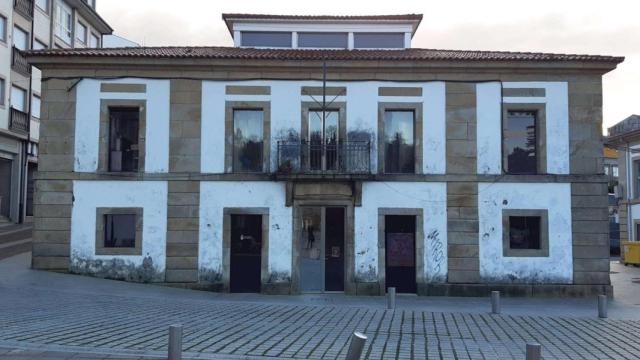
27,53 -> 619,297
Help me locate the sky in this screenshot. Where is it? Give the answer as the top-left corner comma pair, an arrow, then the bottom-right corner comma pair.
96,0 -> 639,133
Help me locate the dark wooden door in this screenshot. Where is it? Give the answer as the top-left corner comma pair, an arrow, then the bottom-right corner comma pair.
385,215 -> 416,293
230,214 -> 262,293
324,207 -> 345,291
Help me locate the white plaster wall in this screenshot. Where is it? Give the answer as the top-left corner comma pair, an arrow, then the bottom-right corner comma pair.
478,182 -> 573,283
476,82 -> 570,175
201,80 -> 447,175
199,181 -> 292,281
355,182 -> 448,283
74,78 -> 170,173
70,181 -> 168,275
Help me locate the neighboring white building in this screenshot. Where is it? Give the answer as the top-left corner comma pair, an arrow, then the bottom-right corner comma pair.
0,0 -> 112,223
103,34 -> 139,48
27,14 -> 621,297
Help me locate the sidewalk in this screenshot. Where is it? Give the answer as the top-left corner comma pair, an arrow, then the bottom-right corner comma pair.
1,252 -> 639,359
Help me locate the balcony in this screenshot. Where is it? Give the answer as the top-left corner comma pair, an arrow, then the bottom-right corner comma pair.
12,47 -> 31,76
13,0 -> 34,19
10,108 -> 29,135
277,141 -> 371,176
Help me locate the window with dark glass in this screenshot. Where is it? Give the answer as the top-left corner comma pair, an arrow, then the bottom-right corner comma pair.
308,110 -> 339,171
508,216 -> 541,250
354,32 -> 404,48
384,110 -> 415,173
108,107 -> 139,172
233,110 -> 264,172
504,111 -> 537,174
241,31 -> 291,47
298,32 -> 348,48
104,214 -> 136,248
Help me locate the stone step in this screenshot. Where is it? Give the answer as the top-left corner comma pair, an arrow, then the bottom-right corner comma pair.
0,227 -> 32,246
0,238 -> 32,260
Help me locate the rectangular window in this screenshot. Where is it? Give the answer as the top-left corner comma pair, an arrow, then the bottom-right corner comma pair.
104,214 -> 136,248
89,33 -> 100,48
35,0 -> 49,13
635,160 -> 640,199
0,15 -> 6,43
354,32 -> 405,48
34,39 -> 47,50
0,79 -> 5,106
298,32 -> 348,48
613,165 -> 619,177
13,26 -> 29,50
233,110 -> 264,172
241,31 -> 291,47
11,86 -> 27,112
32,95 -> 41,119
55,2 -> 73,43
504,111 -> 537,174
384,110 -> 415,173
76,22 -> 87,44
108,108 -> 140,172
508,216 -> 541,250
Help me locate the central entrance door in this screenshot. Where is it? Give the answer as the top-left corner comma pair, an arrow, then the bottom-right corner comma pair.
308,110 -> 339,171
300,206 -> 345,292
230,214 -> 262,293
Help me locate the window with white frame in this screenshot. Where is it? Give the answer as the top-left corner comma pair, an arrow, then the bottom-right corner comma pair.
55,2 -> 73,44
76,22 -> 87,44
32,95 -> 41,119
11,86 -> 27,112
13,26 -> 29,50
0,15 -> 6,43
89,33 -> 100,48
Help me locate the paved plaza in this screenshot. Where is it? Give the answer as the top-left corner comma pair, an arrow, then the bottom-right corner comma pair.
1,253 -> 640,359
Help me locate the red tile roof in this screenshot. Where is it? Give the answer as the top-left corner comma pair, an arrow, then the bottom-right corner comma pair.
25,46 -> 625,64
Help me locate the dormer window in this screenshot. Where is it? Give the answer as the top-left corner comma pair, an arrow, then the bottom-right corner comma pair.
354,33 -> 404,49
298,32 -> 348,49
241,31 -> 291,48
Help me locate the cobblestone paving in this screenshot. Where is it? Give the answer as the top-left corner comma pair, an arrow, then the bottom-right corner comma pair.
1,287 -> 640,359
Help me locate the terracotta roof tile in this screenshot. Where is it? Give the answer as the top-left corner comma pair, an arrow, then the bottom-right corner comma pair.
25,46 -> 625,64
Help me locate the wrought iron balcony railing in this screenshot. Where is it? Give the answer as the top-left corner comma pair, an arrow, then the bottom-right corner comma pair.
277,141 -> 371,175
12,47 -> 31,76
13,0 -> 34,19
9,108 -> 29,134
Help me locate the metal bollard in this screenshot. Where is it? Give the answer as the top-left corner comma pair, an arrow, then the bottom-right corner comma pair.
525,343 -> 541,360
345,331 -> 367,360
168,324 -> 183,360
598,295 -> 608,319
386,287 -> 396,310
491,291 -> 501,315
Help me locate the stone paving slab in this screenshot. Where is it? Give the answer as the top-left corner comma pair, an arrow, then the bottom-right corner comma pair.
1,284 -> 640,360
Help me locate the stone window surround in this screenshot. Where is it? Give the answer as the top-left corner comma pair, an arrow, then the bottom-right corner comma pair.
300,101 -> 348,143
98,99 -> 147,173
377,102 -> 424,174
502,103 -> 547,175
502,209 -> 549,257
222,207 -> 270,292
224,101 -> 271,174
377,208 -> 425,292
95,207 -> 143,256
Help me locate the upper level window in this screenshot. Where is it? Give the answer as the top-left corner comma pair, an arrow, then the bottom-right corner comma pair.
55,2 -> 73,44
109,107 -> 140,172
32,95 -> 41,119
384,110 -> 415,174
35,0 -> 49,13
13,26 -> 29,50
34,39 -> 47,50
241,31 -> 291,47
11,86 -> 27,112
298,32 -> 348,48
0,79 -> 5,106
354,33 -> 404,49
233,109 -> 264,172
76,22 -> 87,44
504,111 -> 537,174
0,15 -> 6,43
89,33 -> 100,48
